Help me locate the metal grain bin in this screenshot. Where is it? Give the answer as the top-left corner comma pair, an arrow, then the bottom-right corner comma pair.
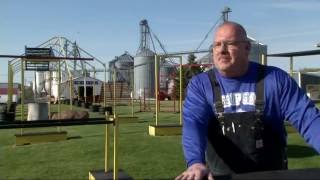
134,48 -> 155,98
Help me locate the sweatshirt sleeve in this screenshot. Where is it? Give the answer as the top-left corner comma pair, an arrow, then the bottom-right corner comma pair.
278,70 -> 320,153
182,74 -> 213,167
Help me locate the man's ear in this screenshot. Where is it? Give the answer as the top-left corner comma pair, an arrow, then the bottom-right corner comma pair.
246,41 -> 251,51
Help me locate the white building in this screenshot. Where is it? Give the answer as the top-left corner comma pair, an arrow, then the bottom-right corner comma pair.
59,76 -> 103,101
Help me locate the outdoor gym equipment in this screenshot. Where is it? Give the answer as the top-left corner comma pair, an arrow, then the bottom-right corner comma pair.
0,113 -> 131,180
148,55 -> 183,136
111,67 -> 139,124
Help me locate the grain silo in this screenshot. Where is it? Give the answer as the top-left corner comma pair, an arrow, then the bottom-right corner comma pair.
134,19 -> 155,98
248,36 -> 268,64
109,51 -> 134,84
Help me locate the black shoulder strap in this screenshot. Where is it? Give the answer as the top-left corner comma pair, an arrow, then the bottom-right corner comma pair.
207,65 -> 266,113
207,69 -> 223,113
256,65 -> 265,112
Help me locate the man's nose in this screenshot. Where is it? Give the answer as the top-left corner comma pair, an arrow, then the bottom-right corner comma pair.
220,43 -> 228,53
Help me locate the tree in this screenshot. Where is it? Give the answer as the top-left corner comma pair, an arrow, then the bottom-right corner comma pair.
175,53 -> 204,99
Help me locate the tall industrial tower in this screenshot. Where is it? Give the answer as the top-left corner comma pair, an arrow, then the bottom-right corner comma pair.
134,19 -> 156,98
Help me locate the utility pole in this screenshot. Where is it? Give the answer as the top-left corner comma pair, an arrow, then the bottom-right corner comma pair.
222,6 -> 232,22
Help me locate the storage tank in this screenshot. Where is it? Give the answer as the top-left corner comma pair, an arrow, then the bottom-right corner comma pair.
248,37 -> 268,64
133,19 -> 156,98
109,52 -> 134,83
51,71 -> 60,102
32,71 -> 45,95
134,48 -> 155,98
44,72 -> 51,93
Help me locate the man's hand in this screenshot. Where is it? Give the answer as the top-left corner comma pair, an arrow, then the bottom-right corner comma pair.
175,163 -> 214,180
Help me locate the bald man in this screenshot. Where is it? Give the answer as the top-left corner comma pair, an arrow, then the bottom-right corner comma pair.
176,21 -> 320,180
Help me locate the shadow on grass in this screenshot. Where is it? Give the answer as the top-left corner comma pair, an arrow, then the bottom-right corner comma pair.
67,136 -> 82,140
287,145 -> 317,158
138,120 -> 149,123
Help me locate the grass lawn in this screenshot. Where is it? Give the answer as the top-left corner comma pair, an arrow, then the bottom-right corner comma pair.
0,103 -> 319,179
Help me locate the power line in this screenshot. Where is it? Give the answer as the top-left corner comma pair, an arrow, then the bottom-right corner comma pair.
195,16 -> 223,51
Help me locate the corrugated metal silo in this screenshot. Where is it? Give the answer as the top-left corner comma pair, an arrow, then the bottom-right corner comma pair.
115,52 -> 134,83
134,48 -> 155,98
134,19 -> 156,98
109,52 -> 134,84
248,37 -> 268,64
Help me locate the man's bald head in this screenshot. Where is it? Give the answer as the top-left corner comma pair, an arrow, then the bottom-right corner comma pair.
215,21 -> 248,41
213,21 -> 251,77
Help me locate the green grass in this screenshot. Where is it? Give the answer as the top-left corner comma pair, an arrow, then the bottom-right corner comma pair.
0,103 -> 319,179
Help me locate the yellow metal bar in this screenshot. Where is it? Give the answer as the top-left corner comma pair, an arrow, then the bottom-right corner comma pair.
261,54 -> 266,65
113,114 -> 119,180
21,60 -> 25,121
93,68 -> 96,104
58,60 -> 61,132
84,71 -> 87,103
179,56 -> 183,125
131,69 -> 134,117
113,69 -> 116,114
69,76 -> 73,110
154,55 -> 159,126
8,62 -> 13,105
289,56 -> 293,77
58,60 -> 61,114
104,112 -> 111,172
104,63 -> 106,107
48,71 -> 52,119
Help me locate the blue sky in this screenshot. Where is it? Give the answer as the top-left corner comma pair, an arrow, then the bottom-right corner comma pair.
1,0 -> 320,82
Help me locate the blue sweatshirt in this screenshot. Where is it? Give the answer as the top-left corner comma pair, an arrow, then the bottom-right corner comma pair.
182,62 -> 320,167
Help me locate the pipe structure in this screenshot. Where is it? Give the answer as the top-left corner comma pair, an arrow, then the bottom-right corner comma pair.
84,69 -> 87,103
261,54 -> 266,65
179,56 -> 183,125
131,68 -> 134,117
69,76 -> 73,110
113,67 -> 116,114
7,61 -> 13,105
0,115 -> 120,180
0,54 -> 94,61
21,60 -> 25,121
104,63 -> 107,108
93,67 -> 96,104
0,118 -> 113,129
289,56 -> 293,77
154,55 -> 159,126
57,60 -> 62,133
104,112 -> 111,172
113,114 -> 119,180
58,60 -> 61,115
48,71 -> 52,118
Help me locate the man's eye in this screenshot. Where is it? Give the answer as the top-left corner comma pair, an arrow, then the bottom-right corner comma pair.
226,41 -> 237,46
214,42 -> 222,47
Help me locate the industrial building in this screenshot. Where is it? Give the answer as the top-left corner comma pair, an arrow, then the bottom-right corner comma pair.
60,76 -> 103,102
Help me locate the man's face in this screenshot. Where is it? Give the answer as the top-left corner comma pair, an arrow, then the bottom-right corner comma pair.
213,24 -> 250,77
